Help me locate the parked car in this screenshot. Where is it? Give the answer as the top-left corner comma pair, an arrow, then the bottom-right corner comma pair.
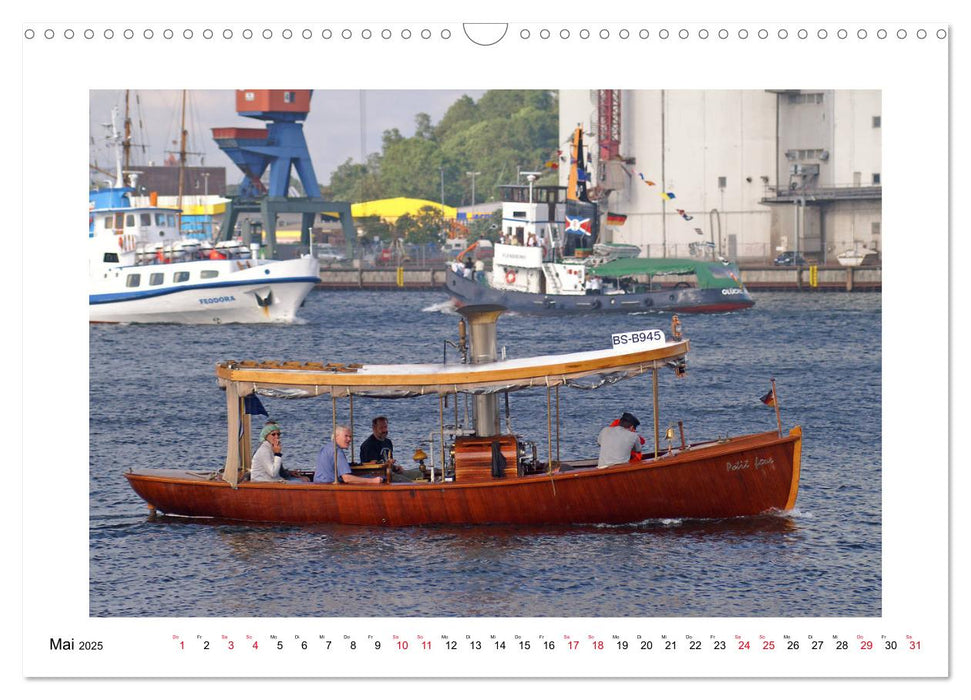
315,243 -> 347,263
773,251 -> 808,266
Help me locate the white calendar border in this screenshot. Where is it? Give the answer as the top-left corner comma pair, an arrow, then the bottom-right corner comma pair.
15,0 -> 959,690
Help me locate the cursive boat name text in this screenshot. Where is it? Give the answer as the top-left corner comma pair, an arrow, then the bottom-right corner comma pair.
199,295 -> 236,305
725,455 -> 774,472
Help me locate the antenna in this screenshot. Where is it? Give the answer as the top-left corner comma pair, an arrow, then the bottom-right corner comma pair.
520,171 -> 542,202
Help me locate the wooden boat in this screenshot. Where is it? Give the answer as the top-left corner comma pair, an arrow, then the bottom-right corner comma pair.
125,306 -> 802,526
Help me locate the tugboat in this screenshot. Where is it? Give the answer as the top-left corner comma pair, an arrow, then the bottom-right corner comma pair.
445,128 -> 753,315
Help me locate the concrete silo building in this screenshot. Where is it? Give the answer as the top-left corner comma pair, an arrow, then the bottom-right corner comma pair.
559,90 -> 881,264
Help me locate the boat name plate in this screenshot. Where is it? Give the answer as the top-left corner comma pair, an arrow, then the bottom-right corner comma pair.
611,329 -> 666,349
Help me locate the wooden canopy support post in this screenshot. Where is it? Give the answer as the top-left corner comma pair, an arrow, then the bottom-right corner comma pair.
555,384 -> 561,466
652,368 -> 660,460
546,383 -> 553,472
223,381 -> 242,487
241,401 -> 252,472
349,394 -> 354,455
439,394 -> 446,480
331,394 -> 339,484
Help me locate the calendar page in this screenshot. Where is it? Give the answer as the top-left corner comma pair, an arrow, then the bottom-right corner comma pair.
17,0 -> 956,694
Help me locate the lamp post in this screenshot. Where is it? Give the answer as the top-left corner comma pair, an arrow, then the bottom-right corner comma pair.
440,166 -> 446,243
466,170 -> 481,206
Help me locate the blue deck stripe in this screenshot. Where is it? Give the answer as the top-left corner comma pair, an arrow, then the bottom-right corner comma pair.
90,276 -> 320,305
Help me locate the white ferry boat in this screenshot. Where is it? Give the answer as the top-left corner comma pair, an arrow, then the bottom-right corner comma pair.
88,186 -> 319,324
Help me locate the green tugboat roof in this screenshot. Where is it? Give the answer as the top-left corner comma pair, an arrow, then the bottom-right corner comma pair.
590,258 -> 743,288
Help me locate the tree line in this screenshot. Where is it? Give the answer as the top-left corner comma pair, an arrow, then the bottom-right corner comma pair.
321,90 -> 560,244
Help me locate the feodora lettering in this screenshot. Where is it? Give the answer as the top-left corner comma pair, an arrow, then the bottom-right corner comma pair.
199,295 -> 236,305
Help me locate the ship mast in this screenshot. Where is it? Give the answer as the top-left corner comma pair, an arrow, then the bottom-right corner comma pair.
177,89 -> 187,213
122,90 -> 132,186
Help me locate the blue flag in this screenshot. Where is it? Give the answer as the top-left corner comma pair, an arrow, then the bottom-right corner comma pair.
244,394 -> 268,416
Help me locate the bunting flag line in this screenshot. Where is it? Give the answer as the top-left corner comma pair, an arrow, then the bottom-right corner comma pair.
660,191 -> 676,200
637,172 -> 657,187
676,208 -> 694,221
694,227 -> 704,236
606,212 -> 628,225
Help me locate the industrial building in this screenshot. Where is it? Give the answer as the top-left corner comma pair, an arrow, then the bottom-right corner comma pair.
559,90 -> 882,264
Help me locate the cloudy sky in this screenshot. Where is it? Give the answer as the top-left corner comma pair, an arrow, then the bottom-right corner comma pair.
89,89 -> 486,189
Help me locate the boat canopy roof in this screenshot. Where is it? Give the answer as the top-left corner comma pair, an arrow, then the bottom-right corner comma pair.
216,339 -> 690,400
591,257 -> 741,286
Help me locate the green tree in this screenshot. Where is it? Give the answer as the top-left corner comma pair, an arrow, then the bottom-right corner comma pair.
414,112 -> 435,140
467,208 -> 503,241
325,90 -> 559,208
435,95 -> 478,139
357,216 -> 393,244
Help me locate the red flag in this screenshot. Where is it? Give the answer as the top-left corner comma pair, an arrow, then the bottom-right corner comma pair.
760,389 -> 776,407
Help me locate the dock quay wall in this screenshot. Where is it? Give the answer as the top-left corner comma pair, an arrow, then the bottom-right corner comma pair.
315,267 -> 449,290
314,265 -> 880,292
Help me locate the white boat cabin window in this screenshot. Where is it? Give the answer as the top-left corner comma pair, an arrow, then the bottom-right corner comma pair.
125,214 -> 136,227
200,270 -> 219,279
174,271 -> 190,283
149,273 -> 164,286
125,273 -> 141,288
102,217 -> 113,230
140,213 -> 152,226
103,252 -> 119,263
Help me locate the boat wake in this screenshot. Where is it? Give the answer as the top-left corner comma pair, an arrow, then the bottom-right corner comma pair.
423,300 -> 459,314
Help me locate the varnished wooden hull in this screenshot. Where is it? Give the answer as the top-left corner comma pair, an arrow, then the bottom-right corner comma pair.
125,428 -> 801,526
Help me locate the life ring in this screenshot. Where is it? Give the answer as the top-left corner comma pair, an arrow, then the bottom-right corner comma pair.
505,269 -> 517,284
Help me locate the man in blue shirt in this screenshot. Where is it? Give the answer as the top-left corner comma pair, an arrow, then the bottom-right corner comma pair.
314,424 -> 384,484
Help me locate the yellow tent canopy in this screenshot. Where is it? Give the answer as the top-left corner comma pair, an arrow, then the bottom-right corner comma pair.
351,197 -> 456,221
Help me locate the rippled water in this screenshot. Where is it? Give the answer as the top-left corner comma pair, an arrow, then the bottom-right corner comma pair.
89,289 -> 881,617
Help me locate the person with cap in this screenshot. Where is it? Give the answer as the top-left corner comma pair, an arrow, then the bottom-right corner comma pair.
315,424 -> 384,485
597,412 -> 643,468
250,421 -> 308,482
608,413 -> 646,459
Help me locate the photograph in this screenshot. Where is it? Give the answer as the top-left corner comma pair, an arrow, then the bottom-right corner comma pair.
88,88 -> 881,621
